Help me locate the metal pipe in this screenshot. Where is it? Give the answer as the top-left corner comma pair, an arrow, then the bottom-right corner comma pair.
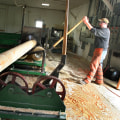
0,40 -> 37,72
20,5 -> 26,42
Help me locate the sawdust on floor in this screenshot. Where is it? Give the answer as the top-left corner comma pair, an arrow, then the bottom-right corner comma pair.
46,52 -> 120,120
1,52 -> 120,120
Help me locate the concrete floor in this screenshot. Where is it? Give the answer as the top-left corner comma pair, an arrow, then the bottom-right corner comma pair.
46,52 -> 120,120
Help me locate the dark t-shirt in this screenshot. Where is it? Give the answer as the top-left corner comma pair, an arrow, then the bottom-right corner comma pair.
91,27 -> 110,50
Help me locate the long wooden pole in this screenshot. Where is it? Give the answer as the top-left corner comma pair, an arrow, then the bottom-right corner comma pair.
116,78 -> 120,89
0,40 -> 37,72
62,0 -> 69,55
53,19 -> 83,48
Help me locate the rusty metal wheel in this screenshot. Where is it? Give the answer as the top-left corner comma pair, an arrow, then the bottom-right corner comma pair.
0,72 -> 28,92
32,76 -> 66,100
0,78 -> 7,88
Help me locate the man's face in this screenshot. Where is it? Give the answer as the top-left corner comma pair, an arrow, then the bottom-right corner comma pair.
99,21 -> 107,28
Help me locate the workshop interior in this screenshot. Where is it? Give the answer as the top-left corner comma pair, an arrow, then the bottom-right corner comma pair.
0,0 -> 120,120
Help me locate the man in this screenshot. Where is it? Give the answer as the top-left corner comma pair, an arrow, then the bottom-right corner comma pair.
41,24 -> 48,48
80,16 -> 110,85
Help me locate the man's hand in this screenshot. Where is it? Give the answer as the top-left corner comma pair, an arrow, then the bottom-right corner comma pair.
82,16 -> 89,24
82,16 -> 93,30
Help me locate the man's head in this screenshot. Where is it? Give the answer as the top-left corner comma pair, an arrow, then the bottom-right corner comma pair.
98,18 -> 109,28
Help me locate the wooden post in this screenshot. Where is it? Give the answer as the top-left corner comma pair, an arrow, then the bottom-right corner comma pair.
116,78 -> 120,89
62,0 -> 69,55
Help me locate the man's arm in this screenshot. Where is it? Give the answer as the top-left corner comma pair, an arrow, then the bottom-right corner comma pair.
82,16 -> 93,30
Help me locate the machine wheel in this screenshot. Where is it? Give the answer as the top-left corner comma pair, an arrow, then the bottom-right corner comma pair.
32,76 -> 66,100
0,72 -> 28,92
31,46 -> 44,61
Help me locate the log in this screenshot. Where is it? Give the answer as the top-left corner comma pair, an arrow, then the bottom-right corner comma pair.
0,40 -> 37,72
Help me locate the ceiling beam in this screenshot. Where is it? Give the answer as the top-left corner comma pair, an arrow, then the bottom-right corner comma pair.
102,0 -> 113,12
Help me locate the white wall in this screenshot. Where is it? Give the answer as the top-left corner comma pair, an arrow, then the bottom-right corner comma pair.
24,7 -> 65,29
0,4 -> 65,33
68,0 -> 90,58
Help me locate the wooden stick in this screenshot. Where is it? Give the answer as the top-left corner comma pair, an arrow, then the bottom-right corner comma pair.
0,105 -> 59,115
53,19 -> 83,48
62,0 -> 69,55
116,78 -> 120,89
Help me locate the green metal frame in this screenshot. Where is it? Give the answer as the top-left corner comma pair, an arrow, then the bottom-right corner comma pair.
10,68 -> 46,76
0,32 -> 20,52
0,33 -> 20,45
0,84 -> 66,120
10,60 -> 47,76
14,60 -> 46,67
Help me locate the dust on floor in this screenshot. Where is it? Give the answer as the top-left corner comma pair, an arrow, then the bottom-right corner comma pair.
1,52 -> 120,120
46,52 -> 120,120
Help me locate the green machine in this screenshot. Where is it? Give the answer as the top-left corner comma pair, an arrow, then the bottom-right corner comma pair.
0,35 -> 66,119
0,72 -> 66,120
0,0 -> 69,119
0,32 -> 46,76
0,31 -> 65,120
0,33 -> 66,119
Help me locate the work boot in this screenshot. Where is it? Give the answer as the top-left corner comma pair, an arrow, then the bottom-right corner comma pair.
79,78 -> 91,85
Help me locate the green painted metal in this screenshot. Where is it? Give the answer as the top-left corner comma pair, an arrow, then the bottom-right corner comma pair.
0,33 -> 20,46
0,48 -> 8,53
0,33 -> 20,53
0,33 -> 20,73
12,55 -> 46,75
10,68 -> 46,76
14,60 -> 46,67
10,60 -> 46,75
0,84 -> 65,111
0,84 -> 66,120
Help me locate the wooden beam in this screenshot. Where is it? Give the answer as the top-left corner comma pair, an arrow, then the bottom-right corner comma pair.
102,0 -> 113,12
0,40 -> 37,72
116,78 -> 120,89
62,0 -> 69,55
